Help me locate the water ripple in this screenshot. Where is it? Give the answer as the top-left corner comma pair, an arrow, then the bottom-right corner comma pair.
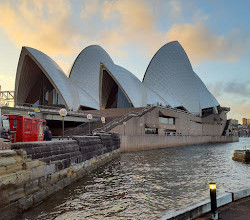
21,138 -> 250,220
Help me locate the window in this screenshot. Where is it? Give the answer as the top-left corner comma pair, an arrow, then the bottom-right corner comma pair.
145,127 -> 158,134
159,116 -> 175,125
13,119 -> 17,129
2,119 -> 10,131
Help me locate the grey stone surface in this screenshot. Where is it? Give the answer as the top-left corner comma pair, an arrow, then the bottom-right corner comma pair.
0,201 -> 19,220
0,134 -> 120,220
33,189 -> 46,205
0,150 -> 17,157
8,186 -> 25,203
18,195 -> 33,211
24,179 -> 39,196
0,157 -> 17,166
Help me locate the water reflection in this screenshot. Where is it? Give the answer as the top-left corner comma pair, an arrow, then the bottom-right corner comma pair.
21,138 -> 250,220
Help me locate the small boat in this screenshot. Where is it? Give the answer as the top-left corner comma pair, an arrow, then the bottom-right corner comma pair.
232,148 -> 250,163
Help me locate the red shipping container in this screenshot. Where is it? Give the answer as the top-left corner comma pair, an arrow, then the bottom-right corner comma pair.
5,114 -> 46,143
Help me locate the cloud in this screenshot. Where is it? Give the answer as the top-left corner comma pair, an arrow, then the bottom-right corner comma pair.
0,0 -> 249,64
79,0 -> 250,62
55,59 -> 71,75
80,0 -> 166,57
166,23 -> 250,63
207,81 -> 250,98
227,103 -> 250,121
207,81 -> 250,121
0,74 -> 15,91
0,0 -> 80,56
0,0 -> 249,92
224,82 -> 250,96
80,0 -> 98,19
168,0 -> 182,19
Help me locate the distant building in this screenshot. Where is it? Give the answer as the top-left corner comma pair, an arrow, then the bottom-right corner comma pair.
242,118 -> 247,125
242,118 -> 250,126
231,119 -> 238,126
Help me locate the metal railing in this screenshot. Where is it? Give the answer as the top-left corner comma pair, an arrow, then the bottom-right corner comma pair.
93,105 -> 156,133
64,122 -> 88,135
4,104 -> 91,118
0,91 -> 14,101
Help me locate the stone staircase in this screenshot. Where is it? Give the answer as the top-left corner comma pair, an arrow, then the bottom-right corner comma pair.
222,119 -> 231,136
64,117 -> 118,136
93,105 -> 156,133
64,107 -> 146,136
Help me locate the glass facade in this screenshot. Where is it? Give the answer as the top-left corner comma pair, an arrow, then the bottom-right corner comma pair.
25,73 -> 65,107
101,70 -> 132,109
159,116 -> 175,124
145,127 -> 158,134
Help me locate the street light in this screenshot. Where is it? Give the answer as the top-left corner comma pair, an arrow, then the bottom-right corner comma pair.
209,183 -> 218,220
87,114 -> 93,134
140,123 -> 143,135
59,108 -> 67,140
123,121 -> 126,136
101,117 -> 105,130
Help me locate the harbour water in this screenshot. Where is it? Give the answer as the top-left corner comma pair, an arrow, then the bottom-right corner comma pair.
20,138 -> 250,220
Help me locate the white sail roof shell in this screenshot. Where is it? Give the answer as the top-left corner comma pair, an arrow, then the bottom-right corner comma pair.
143,41 -> 219,114
15,42 -> 220,114
69,45 -> 147,108
15,47 -> 79,110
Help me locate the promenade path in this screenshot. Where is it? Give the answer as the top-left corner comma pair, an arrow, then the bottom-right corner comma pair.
196,196 -> 250,220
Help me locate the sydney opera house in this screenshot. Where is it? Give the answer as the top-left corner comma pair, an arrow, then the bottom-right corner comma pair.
15,41 -> 219,116
13,41 -> 236,140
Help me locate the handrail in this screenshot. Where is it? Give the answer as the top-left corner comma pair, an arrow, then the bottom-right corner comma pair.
16,102 -> 64,110
93,105 -> 155,133
64,122 -> 88,134
5,104 -> 91,117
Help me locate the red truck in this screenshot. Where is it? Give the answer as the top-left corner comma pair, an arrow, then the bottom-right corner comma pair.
5,114 -> 46,143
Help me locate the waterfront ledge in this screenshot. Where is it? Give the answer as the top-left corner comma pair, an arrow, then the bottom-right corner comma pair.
159,187 -> 250,220
0,133 -> 120,220
120,135 -> 239,152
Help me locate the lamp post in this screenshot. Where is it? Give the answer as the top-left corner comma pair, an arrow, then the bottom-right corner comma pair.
101,116 -> 105,130
59,108 -> 67,140
123,122 -> 126,136
140,123 -> 143,135
87,114 -> 93,134
209,183 -> 218,220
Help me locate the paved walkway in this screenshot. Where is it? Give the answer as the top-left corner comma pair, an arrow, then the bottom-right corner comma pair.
196,196 -> 250,220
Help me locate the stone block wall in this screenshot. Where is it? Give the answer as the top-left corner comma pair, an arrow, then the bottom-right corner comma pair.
0,138 -> 11,150
0,133 -> 120,220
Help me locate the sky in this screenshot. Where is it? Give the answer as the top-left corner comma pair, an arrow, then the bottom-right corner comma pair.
0,0 -> 249,122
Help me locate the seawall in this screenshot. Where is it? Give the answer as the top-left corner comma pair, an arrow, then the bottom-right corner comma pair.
0,134 -> 120,220
120,135 -> 239,152
159,187 -> 250,220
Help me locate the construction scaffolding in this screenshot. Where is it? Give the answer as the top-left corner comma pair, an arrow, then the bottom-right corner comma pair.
0,85 -> 14,106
